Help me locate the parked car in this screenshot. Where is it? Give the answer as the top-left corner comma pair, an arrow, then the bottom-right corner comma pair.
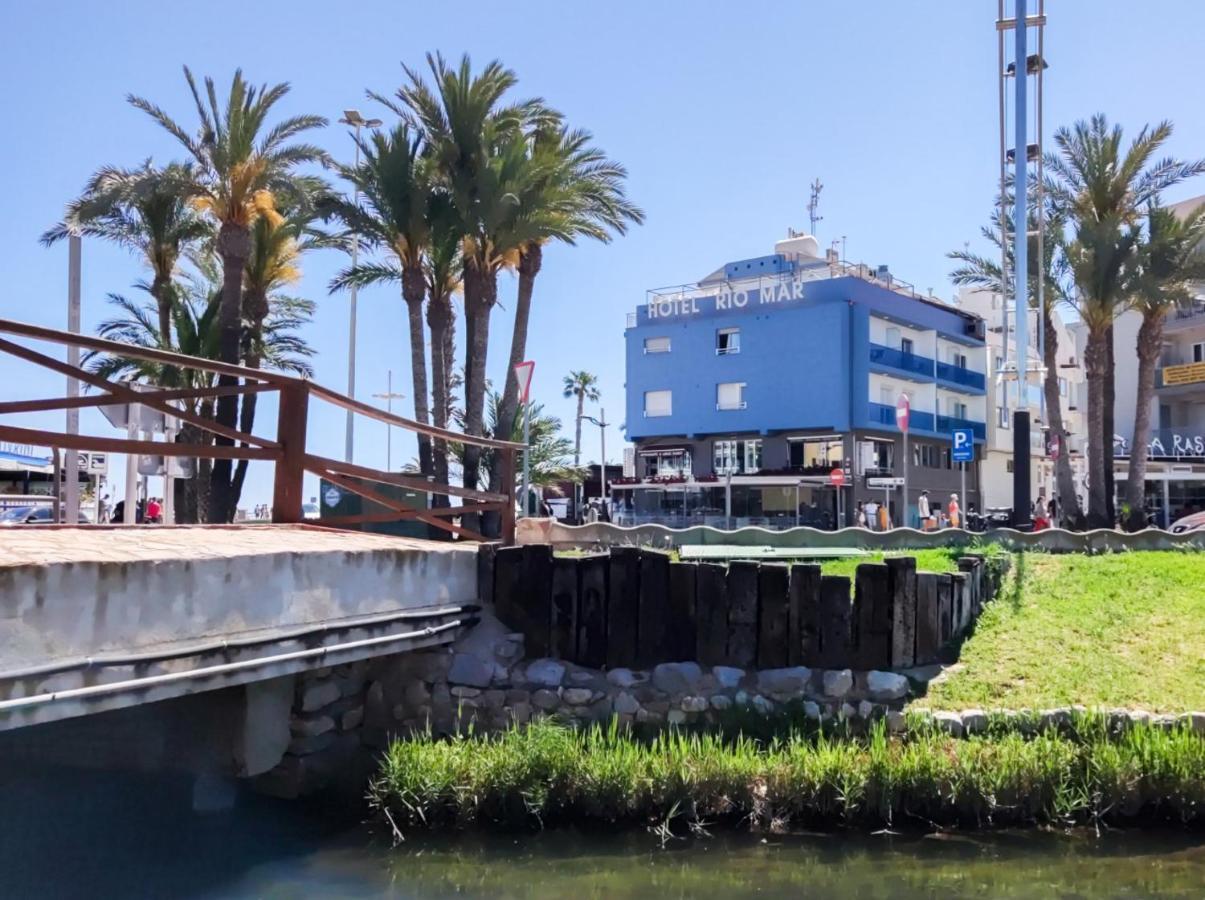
1169,511 -> 1205,534
302,503 -> 320,520
0,505 -> 88,525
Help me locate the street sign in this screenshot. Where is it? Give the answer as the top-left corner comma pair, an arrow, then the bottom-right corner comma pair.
951,428 -> 975,463
1048,433 -> 1061,461
867,476 -> 905,488
829,467 -> 845,487
895,393 -> 910,434
323,485 -> 342,508
514,360 -> 536,404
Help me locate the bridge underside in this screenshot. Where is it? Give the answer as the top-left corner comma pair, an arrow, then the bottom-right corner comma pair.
0,525 -> 480,731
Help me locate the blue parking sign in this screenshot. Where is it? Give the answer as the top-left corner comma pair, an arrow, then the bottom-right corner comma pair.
951,428 -> 975,463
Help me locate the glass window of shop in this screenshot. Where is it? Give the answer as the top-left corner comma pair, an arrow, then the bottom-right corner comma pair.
640,449 -> 691,478
788,436 -> 843,473
858,439 -> 894,475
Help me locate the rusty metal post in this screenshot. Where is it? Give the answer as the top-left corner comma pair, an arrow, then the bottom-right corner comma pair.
500,445 -> 517,545
271,383 -> 309,524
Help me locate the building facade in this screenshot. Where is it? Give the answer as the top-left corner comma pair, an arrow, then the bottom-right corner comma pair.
619,237 -> 988,529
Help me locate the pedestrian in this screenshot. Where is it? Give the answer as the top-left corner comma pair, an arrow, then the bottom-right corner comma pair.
855,500 -> 867,528
879,502 -> 891,531
112,500 -> 125,523
864,498 -> 878,531
146,496 -> 162,524
585,499 -> 600,524
948,493 -> 961,529
98,494 -> 111,524
917,490 -> 931,530
1047,495 -> 1059,528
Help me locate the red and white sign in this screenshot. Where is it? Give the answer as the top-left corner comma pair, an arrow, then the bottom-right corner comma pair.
514,360 -> 535,403
1048,433 -> 1061,461
829,467 -> 845,487
895,393 -> 911,434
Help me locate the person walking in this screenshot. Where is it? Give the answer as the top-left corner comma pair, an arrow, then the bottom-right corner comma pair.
146,496 -> 162,524
947,493 -> 961,529
864,498 -> 878,531
917,490 -> 931,530
855,500 -> 867,528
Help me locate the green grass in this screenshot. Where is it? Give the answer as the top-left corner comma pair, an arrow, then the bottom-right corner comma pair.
924,551 -> 1205,713
555,544 -> 999,574
371,718 -> 1204,834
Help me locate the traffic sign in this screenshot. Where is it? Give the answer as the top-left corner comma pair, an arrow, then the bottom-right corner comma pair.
895,393 -> 910,434
829,467 -> 845,487
1048,433 -> 1061,461
951,428 -> 975,463
514,360 -> 535,403
867,476 -> 905,488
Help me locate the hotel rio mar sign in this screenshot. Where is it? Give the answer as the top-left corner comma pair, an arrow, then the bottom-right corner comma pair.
644,276 -> 812,320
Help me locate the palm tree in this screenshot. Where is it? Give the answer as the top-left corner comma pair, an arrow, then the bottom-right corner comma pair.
42,161 -> 210,344
1122,203 -> 1205,528
129,66 -> 329,521
1046,115 -> 1205,526
395,53 -> 545,521
949,194 -> 1084,526
490,122 -> 644,495
424,193 -> 462,501
562,370 -> 601,471
330,123 -> 436,476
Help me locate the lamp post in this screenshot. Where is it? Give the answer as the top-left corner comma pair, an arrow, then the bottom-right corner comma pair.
339,109 -> 383,464
65,234 -> 81,524
372,370 -> 405,472
583,410 -> 610,516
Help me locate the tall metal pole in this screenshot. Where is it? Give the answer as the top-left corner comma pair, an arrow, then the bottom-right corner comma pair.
520,399 -> 531,518
386,369 -> 392,471
65,235 -> 81,524
998,0 -> 1010,359
1012,0 -> 1034,528
598,408 -> 607,513
344,124 -> 363,463
902,428 -> 909,529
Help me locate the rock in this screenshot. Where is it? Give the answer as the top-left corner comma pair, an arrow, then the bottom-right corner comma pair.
710,695 -> 732,711
450,686 -> 481,699
510,702 -> 532,724
712,666 -> 745,689
569,671 -> 595,685
1127,709 -> 1152,727
680,695 -> 708,713
644,700 -> 670,716
483,690 -> 506,709
734,690 -> 750,707
334,673 -> 365,699
886,710 -> 906,733
866,671 -> 910,702
960,709 -> 989,734
857,700 -> 876,720
490,663 -> 512,686
506,689 -> 531,705
606,668 -> 645,688
525,659 -> 567,688
822,669 -> 853,699
340,707 -> 364,731
1040,707 -> 1073,732
898,664 -> 943,683
563,688 -> 594,706
400,651 -> 451,682
531,689 -> 561,711
586,698 -> 613,720
753,695 -> 774,714
614,691 -> 641,715
493,637 -> 523,661
291,715 -> 335,738
637,708 -> 664,725
448,653 -> 493,689
364,682 -> 389,728
652,662 -> 703,695
288,731 -> 336,756
933,711 -> 964,737
838,702 -> 857,720
401,680 -> 431,709
300,680 -> 341,713
803,700 -> 822,720
1178,712 -> 1205,735
666,709 -> 687,725
756,666 -> 812,695
1152,714 -> 1178,730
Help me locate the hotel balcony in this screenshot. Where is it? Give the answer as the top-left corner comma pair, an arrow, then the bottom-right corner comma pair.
868,343 -> 934,380
868,402 -> 986,441
1162,297 -> 1205,333
935,360 -> 986,393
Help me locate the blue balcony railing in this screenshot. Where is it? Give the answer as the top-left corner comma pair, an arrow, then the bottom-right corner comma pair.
868,343 -> 934,378
935,361 -> 986,391
936,414 -> 986,441
868,402 -> 935,433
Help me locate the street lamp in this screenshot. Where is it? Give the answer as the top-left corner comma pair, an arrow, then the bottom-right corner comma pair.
582,410 -> 610,516
339,109 -> 383,464
372,369 -> 405,472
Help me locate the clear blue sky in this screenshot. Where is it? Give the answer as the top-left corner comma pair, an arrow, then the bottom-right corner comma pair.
4,1 -> 1205,508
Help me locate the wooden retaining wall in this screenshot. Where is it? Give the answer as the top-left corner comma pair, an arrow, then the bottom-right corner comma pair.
483,546 -> 999,671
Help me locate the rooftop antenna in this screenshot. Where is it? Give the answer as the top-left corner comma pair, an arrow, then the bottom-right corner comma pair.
807,179 -> 824,235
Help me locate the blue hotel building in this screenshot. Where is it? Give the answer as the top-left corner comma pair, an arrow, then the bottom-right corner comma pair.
619,236 -> 988,529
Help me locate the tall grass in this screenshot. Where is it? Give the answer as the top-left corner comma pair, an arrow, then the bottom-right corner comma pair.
370,716 -> 1203,834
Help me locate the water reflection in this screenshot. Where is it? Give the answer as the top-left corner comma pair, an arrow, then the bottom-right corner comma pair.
2,767 -> 1201,899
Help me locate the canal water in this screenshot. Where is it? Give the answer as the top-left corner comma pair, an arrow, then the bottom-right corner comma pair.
2,769 -> 1202,898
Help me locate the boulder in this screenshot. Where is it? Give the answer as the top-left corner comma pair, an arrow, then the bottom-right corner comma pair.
960,709 -> 989,734
756,666 -> 812,696
803,700 -> 822,720
562,688 -> 594,706
933,711 -> 964,737
450,686 -> 481,699
666,709 -> 687,725
838,702 -> 857,720
752,695 -> 774,714
866,670 -> 910,702
822,669 -> 853,699
300,680 -> 340,713
606,668 -> 646,688
291,715 -> 334,738
448,653 -> 493,689
525,659 -> 567,688
652,662 -> 703,695
709,695 -> 732,711
1179,712 -> 1205,735
340,707 -> 364,731
680,696 -> 708,713
857,700 -> 876,720
712,666 -> 745,689
613,691 -> 641,715
531,689 -> 561,711
885,709 -> 906,733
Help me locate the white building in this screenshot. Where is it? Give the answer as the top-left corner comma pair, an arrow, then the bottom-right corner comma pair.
958,287 -> 1088,513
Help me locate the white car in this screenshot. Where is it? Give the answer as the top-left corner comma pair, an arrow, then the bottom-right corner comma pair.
1169,511 -> 1205,534
302,502 -> 320,520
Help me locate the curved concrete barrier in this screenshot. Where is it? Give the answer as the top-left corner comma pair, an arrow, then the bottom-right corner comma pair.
516,518 -> 1205,553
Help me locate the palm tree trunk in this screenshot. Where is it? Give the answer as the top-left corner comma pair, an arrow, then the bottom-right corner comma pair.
460,263 -> 493,535
1104,323 -> 1117,524
1084,330 -> 1109,527
230,291 -> 269,507
427,293 -> 451,508
403,265 -> 433,477
150,273 -> 173,347
1042,311 -> 1082,527
208,222 -> 251,523
1123,311 -> 1163,530
574,390 -> 585,467
489,243 -> 543,530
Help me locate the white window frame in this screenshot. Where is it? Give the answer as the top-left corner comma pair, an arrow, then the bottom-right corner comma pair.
716,327 -> 741,355
643,336 -> 671,354
643,389 -> 672,418
714,440 -> 739,474
744,439 -> 762,474
1193,341 -> 1205,363
716,381 -> 747,410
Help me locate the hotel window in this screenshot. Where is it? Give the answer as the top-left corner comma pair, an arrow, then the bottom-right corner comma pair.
1059,377 -> 1068,396
997,406 -> 1009,428
858,439 -> 894,474
716,382 -> 746,410
900,337 -> 914,355
744,439 -> 762,474
950,350 -> 968,369
643,389 -> 672,417
644,336 -> 671,354
716,327 -> 741,355
951,401 -> 968,420
713,440 -> 740,474
1194,342 -> 1205,363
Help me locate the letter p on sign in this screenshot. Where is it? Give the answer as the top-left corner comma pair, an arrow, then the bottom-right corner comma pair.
951,428 -> 974,463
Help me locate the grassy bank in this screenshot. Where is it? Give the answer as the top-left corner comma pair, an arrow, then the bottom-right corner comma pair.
371,718 -> 1203,834
924,551 -> 1205,712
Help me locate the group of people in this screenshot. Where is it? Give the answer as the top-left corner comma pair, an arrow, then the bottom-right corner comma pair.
853,491 -> 964,531
98,494 -> 163,524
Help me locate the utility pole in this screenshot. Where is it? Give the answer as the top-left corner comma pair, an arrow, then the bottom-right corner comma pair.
372,370 -> 405,472
583,410 -> 610,514
807,178 -> 824,235
1010,0 -> 1033,529
64,235 -> 81,524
